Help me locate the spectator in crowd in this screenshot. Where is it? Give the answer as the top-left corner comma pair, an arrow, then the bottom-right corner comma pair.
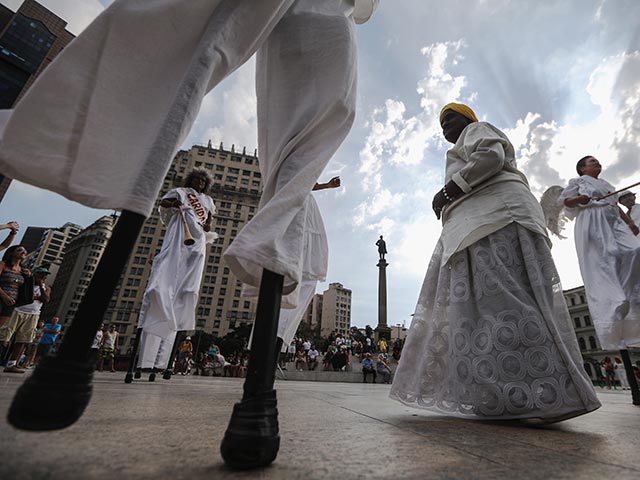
362,337 -> 373,355
34,316 -> 61,365
23,321 -> 45,368
1,265 -> 50,373
602,357 -> 616,390
614,357 -> 631,390
176,336 -> 193,374
323,347 -> 335,371
287,341 -> 296,363
302,338 -> 311,357
376,354 -> 392,384
362,353 -> 376,383
0,245 -> 30,341
295,348 -> 307,371
392,339 -> 403,361
331,345 -> 349,372
377,337 -> 387,354
98,323 -> 119,372
0,221 -> 19,252
307,345 -> 319,371
345,335 -> 352,355
87,324 -> 104,370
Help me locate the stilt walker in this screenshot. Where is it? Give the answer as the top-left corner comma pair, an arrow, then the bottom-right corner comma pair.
0,0 -> 379,469
133,171 -> 215,381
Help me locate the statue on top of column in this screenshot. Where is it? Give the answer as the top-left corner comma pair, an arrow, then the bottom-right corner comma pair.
376,235 -> 387,260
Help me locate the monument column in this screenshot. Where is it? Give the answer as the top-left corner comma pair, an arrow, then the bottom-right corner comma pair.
375,235 -> 391,341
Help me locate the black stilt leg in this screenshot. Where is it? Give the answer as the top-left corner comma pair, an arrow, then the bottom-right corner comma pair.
124,328 -> 143,384
620,349 -> 640,406
221,269 -> 283,470
163,331 -> 184,380
7,211 -> 145,431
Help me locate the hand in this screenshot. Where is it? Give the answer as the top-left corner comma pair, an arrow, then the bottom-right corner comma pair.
432,190 -> 447,219
21,268 -> 31,277
1,293 -> 15,306
327,176 -> 341,189
5,221 -> 19,232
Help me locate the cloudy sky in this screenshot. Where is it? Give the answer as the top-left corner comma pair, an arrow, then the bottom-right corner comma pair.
3,0 -> 640,330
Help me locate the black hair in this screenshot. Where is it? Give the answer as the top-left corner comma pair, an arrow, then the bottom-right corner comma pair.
576,156 -> 593,176
2,245 -> 25,263
184,169 -> 212,193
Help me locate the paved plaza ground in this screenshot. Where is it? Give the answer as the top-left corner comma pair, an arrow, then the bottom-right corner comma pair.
1,371 -> 639,479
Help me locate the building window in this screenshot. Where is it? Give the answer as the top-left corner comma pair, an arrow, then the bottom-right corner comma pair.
573,317 -> 581,328
578,337 -> 586,350
584,315 -> 591,326
588,336 -> 597,350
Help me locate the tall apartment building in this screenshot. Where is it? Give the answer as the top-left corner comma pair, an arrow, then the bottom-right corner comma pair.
320,282 -> 352,337
0,0 -> 75,200
19,225 -> 48,253
563,285 -> 640,380
43,215 -> 116,329
24,222 -> 82,282
103,142 -> 262,352
301,293 -> 323,335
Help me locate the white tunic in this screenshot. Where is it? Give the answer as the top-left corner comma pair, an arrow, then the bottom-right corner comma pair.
560,176 -> 640,349
138,187 -> 215,339
442,122 -> 548,265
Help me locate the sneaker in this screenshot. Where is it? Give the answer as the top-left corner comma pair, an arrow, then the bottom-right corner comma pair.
3,365 -> 25,373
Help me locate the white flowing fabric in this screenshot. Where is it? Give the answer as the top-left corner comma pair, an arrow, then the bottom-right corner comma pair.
138,187 -> 215,340
559,176 -> 640,349
224,1 -> 359,299
0,0 -> 373,308
0,0 -> 295,216
391,123 -> 600,420
137,330 -> 177,370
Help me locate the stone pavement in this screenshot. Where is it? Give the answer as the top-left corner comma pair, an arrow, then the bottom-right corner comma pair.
1,372 -> 639,480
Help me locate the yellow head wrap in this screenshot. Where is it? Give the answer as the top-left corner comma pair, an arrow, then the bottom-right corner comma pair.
439,103 -> 479,123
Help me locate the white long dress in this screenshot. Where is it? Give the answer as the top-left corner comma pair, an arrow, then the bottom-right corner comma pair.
137,187 -> 215,369
390,123 -> 601,420
559,176 -> 640,349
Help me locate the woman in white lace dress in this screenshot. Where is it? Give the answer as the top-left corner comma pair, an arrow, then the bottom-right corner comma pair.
390,103 -> 601,422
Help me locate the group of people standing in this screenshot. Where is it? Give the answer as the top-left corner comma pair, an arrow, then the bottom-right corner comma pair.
0,229 -> 61,373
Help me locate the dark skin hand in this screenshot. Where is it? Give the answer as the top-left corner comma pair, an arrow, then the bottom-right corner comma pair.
432,110 -> 473,219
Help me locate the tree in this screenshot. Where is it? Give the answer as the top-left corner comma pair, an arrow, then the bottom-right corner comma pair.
218,322 -> 252,357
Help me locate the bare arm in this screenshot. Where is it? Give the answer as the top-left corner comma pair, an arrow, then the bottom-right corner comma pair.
0,223 -> 18,251
563,195 -> 591,208
313,176 -> 340,191
160,198 -> 182,208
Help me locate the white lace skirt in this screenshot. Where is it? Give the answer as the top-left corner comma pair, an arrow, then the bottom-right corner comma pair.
390,223 -> 601,420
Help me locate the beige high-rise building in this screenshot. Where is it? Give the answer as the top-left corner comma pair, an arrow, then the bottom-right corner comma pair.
24,222 -> 82,282
104,142 -> 262,352
43,216 -> 116,329
320,282 -> 352,337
